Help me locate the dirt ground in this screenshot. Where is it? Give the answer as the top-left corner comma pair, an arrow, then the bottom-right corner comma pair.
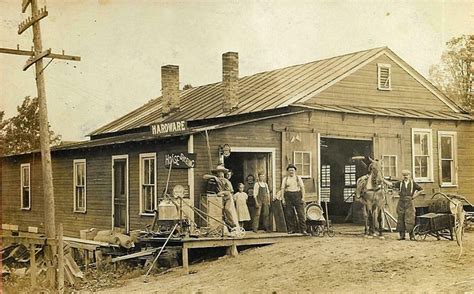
100,225 -> 474,293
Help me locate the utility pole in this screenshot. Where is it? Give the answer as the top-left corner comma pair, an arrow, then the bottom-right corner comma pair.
0,0 -> 80,289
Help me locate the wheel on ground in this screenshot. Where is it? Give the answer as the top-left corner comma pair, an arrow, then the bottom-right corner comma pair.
412,224 -> 425,241
327,226 -> 336,237
316,226 -> 324,237
308,225 -> 318,237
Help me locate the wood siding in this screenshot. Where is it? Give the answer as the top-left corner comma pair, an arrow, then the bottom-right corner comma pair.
2,111 -> 473,236
305,54 -> 453,112
1,139 -> 189,237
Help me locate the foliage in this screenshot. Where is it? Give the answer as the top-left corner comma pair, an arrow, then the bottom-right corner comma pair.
429,34 -> 473,112
0,96 -> 61,155
183,83 -> 193,90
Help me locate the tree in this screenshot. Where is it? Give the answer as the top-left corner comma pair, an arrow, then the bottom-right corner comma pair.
1,96 -> 61,155
183,83 -> 193,90
429,35 -> 474,112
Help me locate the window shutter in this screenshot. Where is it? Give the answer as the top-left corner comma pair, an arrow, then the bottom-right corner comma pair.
377,64 -> 391,90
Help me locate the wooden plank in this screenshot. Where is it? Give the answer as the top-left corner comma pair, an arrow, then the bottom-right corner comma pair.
0,48 -> 81,61
182,243 -> 189,274
111,248 -> 159,263
63,236 -> 119,248
58,224 -> 64,294
18,7 -> 48,35
29,244 -> 37,289
1,235 -> 47,245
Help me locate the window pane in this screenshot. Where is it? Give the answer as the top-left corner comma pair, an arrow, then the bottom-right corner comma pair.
414,133 -> 429,156
303,152 -> 310,164
22,167 -> 29,186
303,165 -> 311,176
441,136 -> 452,159
415,156 -> 428,178
22,187 -> 30,208
390,156 -> 396,167
144,160 -> 150,184
441,160 -> 453,183
390,166 -> 396,177
149,159 -> 155,184
76,187 -> 84,209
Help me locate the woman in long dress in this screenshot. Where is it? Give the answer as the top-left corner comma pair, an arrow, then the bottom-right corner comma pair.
233,183 -> 251,227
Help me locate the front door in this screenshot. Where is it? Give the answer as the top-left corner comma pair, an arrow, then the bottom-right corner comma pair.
112,156 -> 128,232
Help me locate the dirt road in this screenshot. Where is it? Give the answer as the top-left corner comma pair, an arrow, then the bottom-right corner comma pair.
100,227 -> 474,293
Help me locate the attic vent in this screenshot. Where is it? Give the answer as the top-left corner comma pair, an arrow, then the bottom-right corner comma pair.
377,63 -> 391,90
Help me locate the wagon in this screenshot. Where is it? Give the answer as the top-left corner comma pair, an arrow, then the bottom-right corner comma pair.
412,192 -> 465,241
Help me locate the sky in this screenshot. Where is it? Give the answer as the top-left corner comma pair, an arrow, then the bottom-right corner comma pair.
1,0 -> 473,141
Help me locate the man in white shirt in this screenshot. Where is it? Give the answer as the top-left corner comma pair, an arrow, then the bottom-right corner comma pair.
281,164 -> 308,235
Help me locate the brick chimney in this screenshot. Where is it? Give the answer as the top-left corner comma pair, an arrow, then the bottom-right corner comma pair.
222,52 -> 239,112
161,65 -> 180,116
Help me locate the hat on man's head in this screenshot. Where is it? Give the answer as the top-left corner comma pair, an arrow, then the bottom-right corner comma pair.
212,164 -> 228,173
287,163 -> 297,171
401,169 -> 411,176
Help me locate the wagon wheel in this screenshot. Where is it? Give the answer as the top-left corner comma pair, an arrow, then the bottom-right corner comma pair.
412,224 -> 426,241
317,226 -> 324,237
327,226 -> 336,237
308,225 -> 318,237
231,226 -> 246,238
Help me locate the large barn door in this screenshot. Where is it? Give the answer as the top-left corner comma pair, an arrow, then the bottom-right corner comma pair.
374,134 -> 402,227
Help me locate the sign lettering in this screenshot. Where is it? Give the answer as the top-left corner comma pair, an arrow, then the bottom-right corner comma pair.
164,153 -> 196,169
151,120 -> 187,135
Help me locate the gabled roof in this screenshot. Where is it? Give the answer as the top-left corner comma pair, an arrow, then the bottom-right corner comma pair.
90,47 -> 465,137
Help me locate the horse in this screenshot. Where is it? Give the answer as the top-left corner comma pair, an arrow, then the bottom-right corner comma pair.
356,158 -> 386,238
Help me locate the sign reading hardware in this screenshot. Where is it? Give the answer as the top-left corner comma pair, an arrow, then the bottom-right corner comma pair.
165,153 -> 196,169
150,120 -> 187,135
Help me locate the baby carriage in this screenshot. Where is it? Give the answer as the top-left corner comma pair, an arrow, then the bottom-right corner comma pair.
306,201 -> 335,237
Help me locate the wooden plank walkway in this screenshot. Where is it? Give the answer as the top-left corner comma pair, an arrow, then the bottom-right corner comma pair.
139,231 -> 308,274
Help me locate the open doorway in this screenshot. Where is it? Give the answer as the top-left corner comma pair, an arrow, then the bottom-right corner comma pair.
320,137 -> 373,223
223,149 -> 275,193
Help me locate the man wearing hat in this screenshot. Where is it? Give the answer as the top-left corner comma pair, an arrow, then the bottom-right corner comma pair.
203,165 -> 239,229
281,163 -> 308,235
393,169 -> 424,240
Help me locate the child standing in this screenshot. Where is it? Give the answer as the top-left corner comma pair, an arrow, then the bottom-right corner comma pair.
233,183 -> 251,228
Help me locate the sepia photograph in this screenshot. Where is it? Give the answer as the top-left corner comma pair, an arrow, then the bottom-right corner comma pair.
0,0 -> 473,292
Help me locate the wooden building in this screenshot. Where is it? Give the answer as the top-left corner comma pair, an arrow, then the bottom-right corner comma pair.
2,47 -> 474,237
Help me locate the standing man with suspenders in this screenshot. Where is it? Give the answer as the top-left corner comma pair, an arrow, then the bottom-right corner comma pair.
281,164 -> 308,235
393,169 -> 423,240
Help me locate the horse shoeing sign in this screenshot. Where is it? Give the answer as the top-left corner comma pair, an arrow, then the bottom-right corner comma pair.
165,152 -> 196,169
150,120 -> 187,135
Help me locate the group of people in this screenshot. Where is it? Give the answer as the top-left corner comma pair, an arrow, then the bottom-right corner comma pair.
204,163 -> 308,235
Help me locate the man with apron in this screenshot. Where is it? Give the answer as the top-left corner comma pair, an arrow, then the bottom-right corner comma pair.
393,169 -> 423,240
252,172 -> 271,232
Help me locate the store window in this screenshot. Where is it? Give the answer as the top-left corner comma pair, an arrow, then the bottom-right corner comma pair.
73,159 -> 87,212
140,153 -> 156,215
20,163 -> 31,210
382,155 -> 397,178
294,151 -> 311,178
412,128 -> 433,182
344,164 -> 356,202
438,131 -> 457,186
320,164 -> 331,202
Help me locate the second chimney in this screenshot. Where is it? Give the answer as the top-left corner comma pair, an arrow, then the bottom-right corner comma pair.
161,65 -> 180,116
222,52 -> 239,112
